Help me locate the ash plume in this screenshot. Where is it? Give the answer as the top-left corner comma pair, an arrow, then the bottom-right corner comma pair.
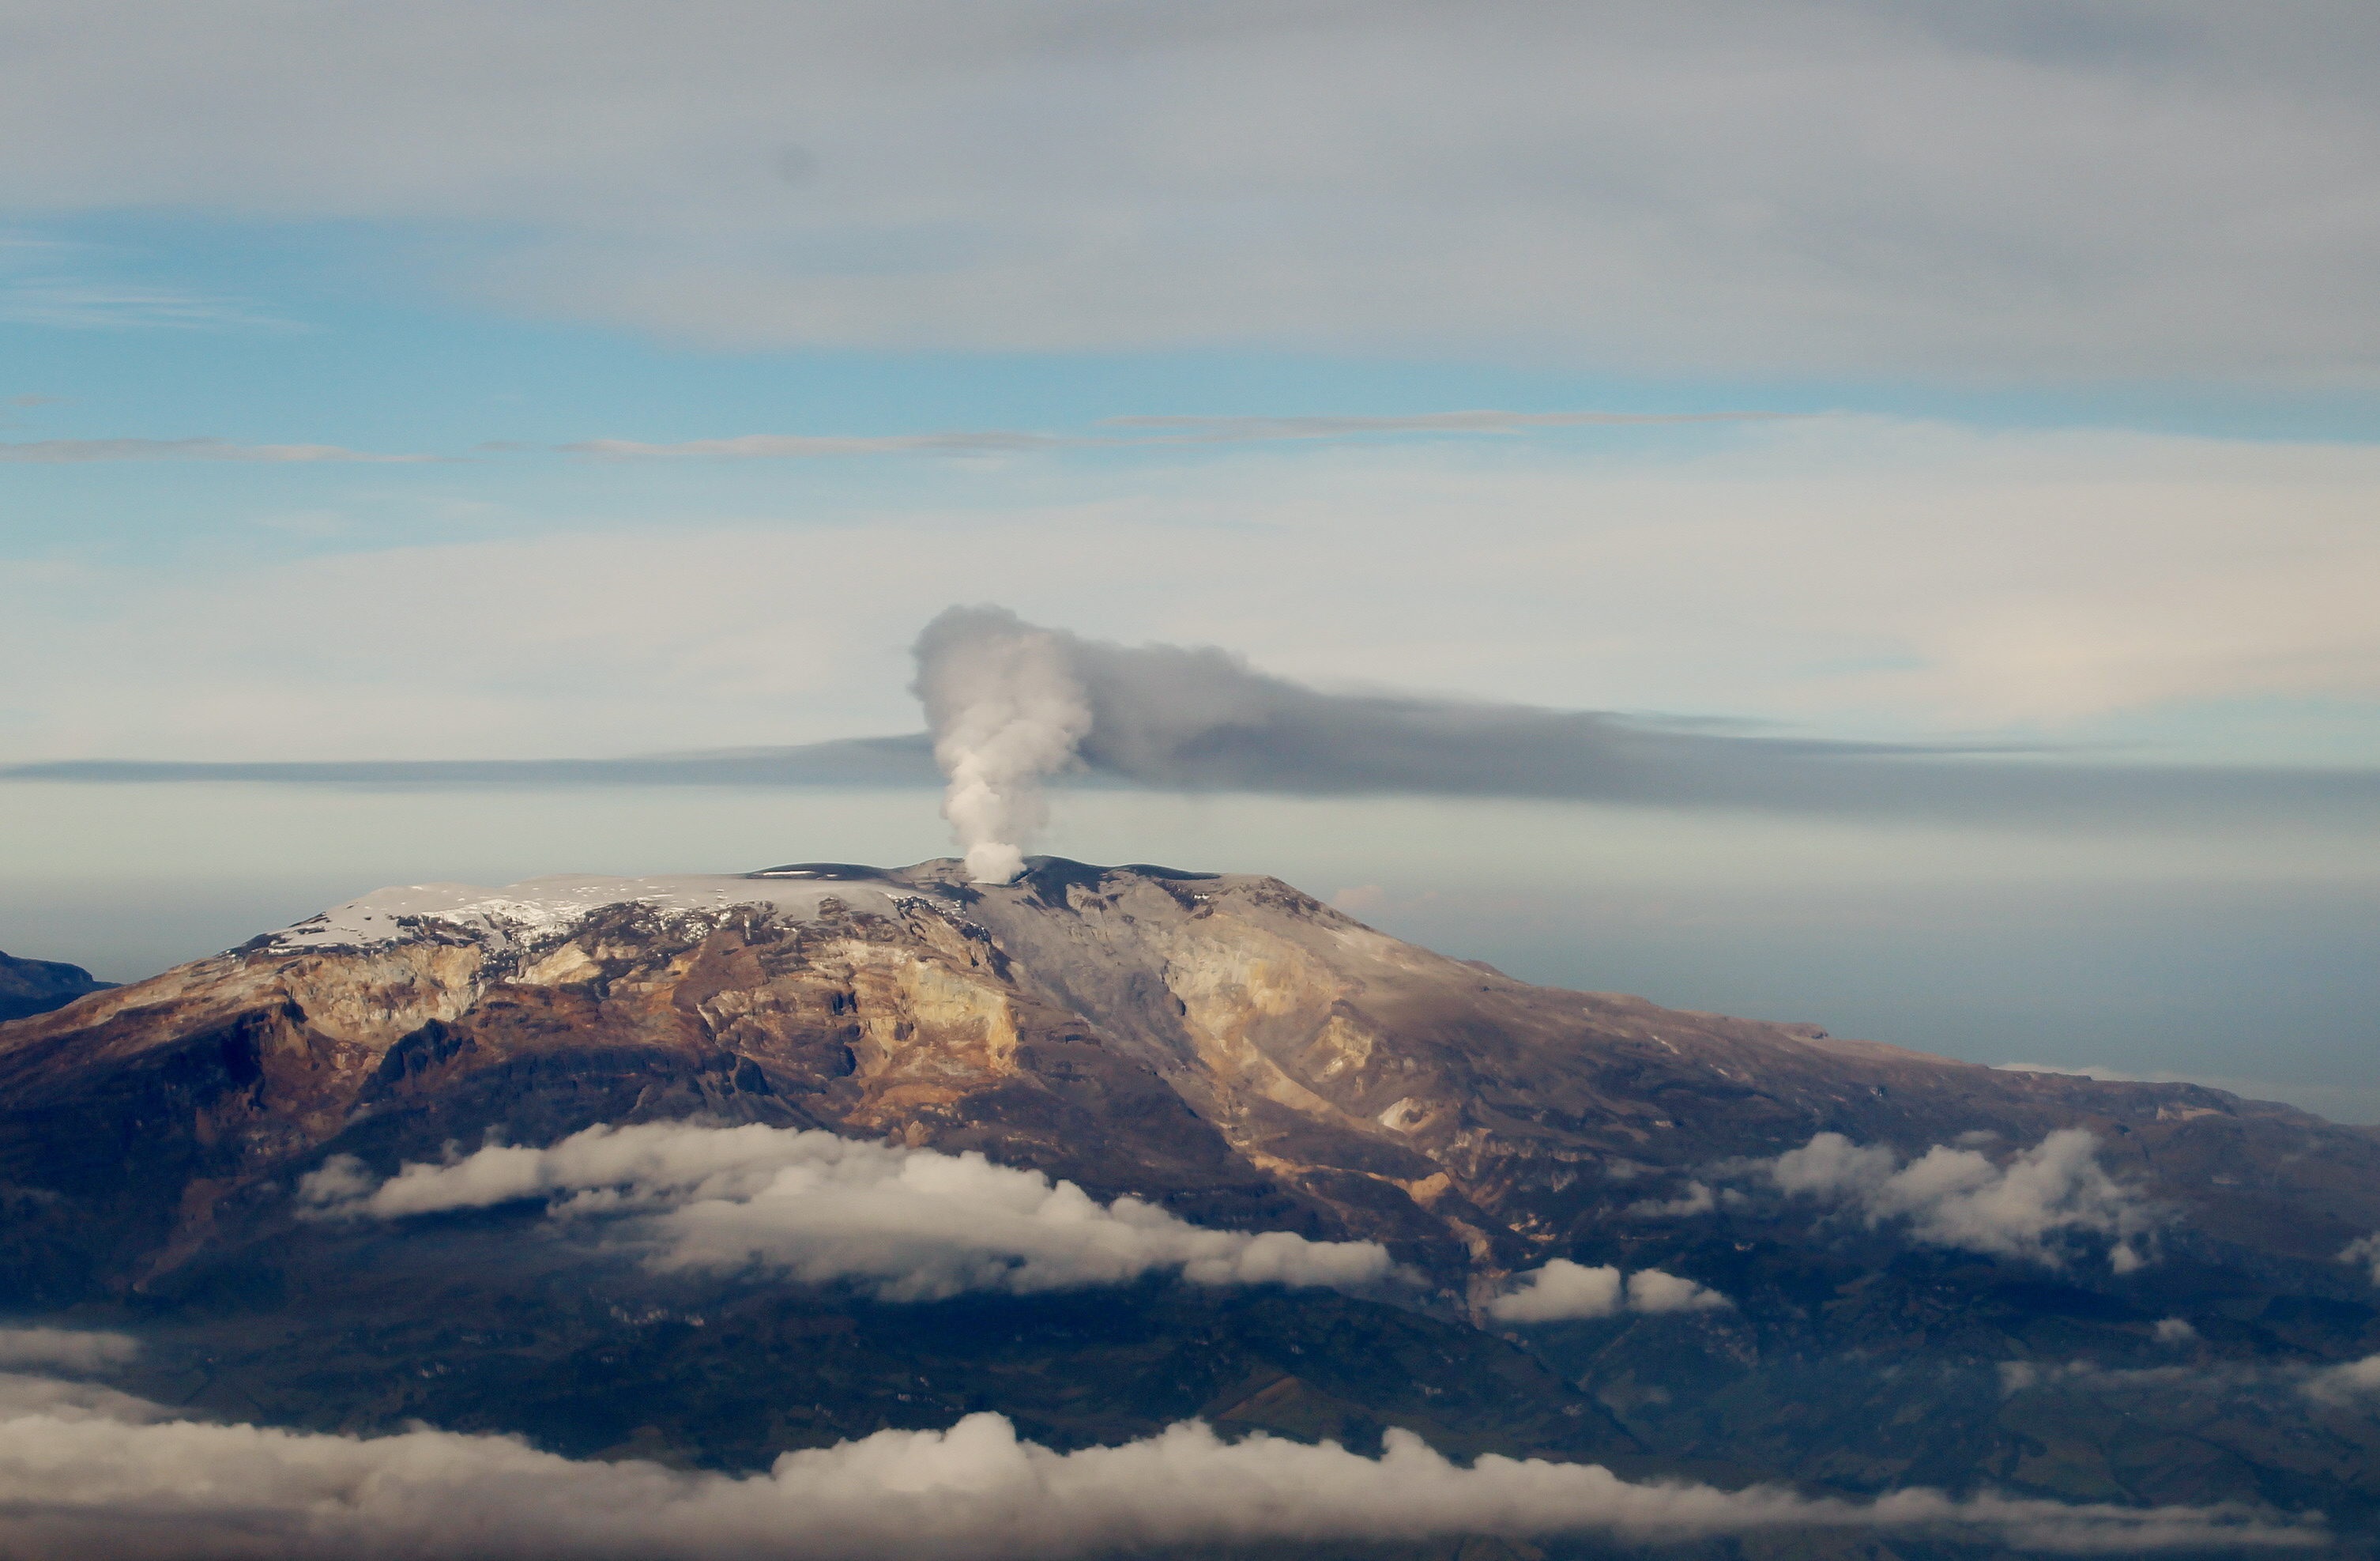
912,606 -> 1092,883
897,608 -> 2380,831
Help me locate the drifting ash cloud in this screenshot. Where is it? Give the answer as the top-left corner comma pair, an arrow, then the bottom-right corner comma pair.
299,1122 -> 1393,1301
905,607 -> 2380,877
0,1364 -> 2322,1559
21,606 -> 2380,842
1769,1129 -> 2156,1273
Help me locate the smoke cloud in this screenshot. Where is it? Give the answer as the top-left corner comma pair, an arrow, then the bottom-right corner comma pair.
299,1121 -> 1394,1300
1484,1261 -> 1730,1324
0,1376 -> 2320,1559
911,607 -> 1092,883
38,608 -> 2380,835
1771,1129 -> 2155,1271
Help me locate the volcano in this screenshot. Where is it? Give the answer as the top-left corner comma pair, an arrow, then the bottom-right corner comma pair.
2,858 -> 2376,1555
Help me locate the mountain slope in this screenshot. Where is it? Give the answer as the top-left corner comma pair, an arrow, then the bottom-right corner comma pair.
5,857 -> 2370,1294
2,858 -> 2376,1548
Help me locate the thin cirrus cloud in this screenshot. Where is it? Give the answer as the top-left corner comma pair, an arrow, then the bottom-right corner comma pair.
1103,409 -> 1796,441
0,438 -> 425,464
7,408 -> 1784,466
560,409 -> 1791,458
298,1121 -> 1398,1301
0,1367 -> 2324,1558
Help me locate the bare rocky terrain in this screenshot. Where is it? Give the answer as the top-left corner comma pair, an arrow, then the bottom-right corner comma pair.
3,857 -> 2377,1557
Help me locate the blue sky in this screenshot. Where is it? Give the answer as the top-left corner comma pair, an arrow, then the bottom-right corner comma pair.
2,1 -> 2376,1116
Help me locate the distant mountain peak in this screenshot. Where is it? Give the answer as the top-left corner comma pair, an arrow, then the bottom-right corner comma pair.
0,948 -> 115,1024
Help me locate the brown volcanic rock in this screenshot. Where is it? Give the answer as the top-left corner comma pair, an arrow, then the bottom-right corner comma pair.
2,857 -> 2375,1300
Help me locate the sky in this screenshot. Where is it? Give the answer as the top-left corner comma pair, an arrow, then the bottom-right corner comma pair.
2,1 -> 2375,1118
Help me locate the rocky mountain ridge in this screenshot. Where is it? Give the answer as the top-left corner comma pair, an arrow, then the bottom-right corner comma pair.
5,857 -> 2373,1298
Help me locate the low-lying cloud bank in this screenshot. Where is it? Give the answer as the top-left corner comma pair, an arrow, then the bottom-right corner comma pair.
299,1122 -> 1393,1300
0,1371 -> 2320,1559
1485,1261 -> 1730,1323
1771,1129 -> 2155,1272
1996,1349 -> 2380,1412
0,1327 -> 139,1373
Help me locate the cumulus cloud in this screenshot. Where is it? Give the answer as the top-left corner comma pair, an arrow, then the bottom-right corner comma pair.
0,1329 -> 139,1374
2340,1233 -> 2380,1285
2302,1354 -> 2380,1408
1770,1129 -> 2154,1270
0,1379 -> 2319,1559
1626,1180 -> 1718,1219
1483,1260 -> 1730,1324
299,1121 -> 1394,1301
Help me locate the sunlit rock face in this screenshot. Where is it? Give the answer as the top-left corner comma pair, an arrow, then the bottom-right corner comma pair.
4,856 -> 2374,1299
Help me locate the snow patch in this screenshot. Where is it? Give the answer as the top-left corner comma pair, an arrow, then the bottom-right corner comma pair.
265,872 -> 928,954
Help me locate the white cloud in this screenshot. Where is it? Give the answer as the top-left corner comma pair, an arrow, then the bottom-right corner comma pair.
2302,1354 -> 2380,1408
2340,1234 -> 2380,1285
1483,1260 -> 1730,1323
0,1377 -> 2319,1558
1771,1129 -> 2154,1270
299,1122 -> 1395,1301
0,1329 -> 138,1374
3,4 -> 2377,381
1626,1181 -> 1717,1219
2153,1318 -> 2198,1346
